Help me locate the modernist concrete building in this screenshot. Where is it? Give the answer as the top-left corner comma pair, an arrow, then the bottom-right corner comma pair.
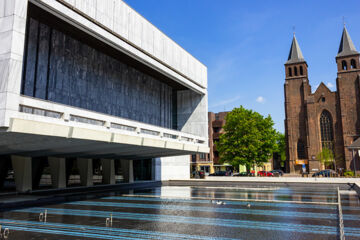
284,27 -> 360,173
0,0 -> 209,192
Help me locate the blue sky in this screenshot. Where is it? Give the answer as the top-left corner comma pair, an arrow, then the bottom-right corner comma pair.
125,0 -> 360,133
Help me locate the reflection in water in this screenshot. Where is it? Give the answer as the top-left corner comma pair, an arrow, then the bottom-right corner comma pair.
0,185 -> 358,240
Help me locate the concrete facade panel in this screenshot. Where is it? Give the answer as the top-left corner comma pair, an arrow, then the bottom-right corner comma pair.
71,127 -> 112,142
113,133 -> 142,146
9,118 -> 70,138
165,141 -> 183,150
142,138 -> 165,148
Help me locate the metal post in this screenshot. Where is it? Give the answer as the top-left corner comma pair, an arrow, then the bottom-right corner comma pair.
352,150 -> 356,176
337,187 -> 345,240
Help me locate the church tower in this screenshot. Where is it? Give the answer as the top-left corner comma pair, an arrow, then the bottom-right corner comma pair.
336,26 -> 360,169
284,35 -> 311,173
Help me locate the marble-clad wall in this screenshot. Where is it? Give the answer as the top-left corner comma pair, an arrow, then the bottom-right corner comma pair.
22,18 -> 173,128
0,0 -> 28,127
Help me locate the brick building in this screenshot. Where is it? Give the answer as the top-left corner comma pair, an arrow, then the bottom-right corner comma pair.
284,26 -> 360,173
191,111 -> 273,175
191,112 -> 231,175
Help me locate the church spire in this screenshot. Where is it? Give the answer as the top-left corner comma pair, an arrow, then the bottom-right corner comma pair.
337,26 -> 358,57
286,35 -> 305,64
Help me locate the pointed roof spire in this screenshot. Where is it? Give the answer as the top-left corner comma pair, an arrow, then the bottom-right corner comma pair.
286,35 -> 305,64
337,26 -> 358,57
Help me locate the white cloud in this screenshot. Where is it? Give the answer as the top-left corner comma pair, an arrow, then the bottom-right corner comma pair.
326,82 -> 335,89
210,95 -> 242,108
256,96 -> 265,103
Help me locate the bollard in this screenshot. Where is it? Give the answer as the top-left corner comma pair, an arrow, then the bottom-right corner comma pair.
39,212 -> 44,222
3,228 -> 9,239
110,213 -> 113,225
44,209 -> 47,222
0,225 -> 2,238
105,218 -> 110,227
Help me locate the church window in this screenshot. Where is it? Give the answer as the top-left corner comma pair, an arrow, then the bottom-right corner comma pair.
320,110 -> 334,152
288,67 -> 292,77
351,59 -> 357,69
300,66 -> 303,75
297,140 -> 306,159
294,67 -> 298,76
342,60 -> 347,70
321,97 -> 325,102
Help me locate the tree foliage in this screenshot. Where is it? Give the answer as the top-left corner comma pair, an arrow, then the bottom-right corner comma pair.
217,106 -> 277,171
316,147 -> 335,169
274,132 -> 286,162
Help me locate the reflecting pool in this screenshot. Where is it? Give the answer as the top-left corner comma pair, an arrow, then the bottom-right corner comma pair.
1,185 -> 359,239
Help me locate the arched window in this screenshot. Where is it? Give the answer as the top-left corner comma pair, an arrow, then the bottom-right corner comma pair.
288,67 -> 292,77
320,110 -> 334,151
342,60 -> 347,70
351,59 -> 357,69
297,140 -> 306,159
294,66 -> 298,76
300,66 -> 303,75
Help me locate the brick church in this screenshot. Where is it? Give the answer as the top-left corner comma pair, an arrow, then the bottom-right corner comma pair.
284,26 -> 360,173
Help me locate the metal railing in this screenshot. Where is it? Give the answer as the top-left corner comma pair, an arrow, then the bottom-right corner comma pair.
337,187 -> 345,240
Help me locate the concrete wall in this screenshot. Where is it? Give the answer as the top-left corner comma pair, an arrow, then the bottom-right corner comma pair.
177,90 -> 208,139
31,0 -> 206,95
0,0 -> 28,126
155,156 -> 190,180
55,0 -> 207,89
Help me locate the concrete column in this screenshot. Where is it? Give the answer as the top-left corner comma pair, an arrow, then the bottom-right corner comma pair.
48,157 -> 66,188
0,156 -> 11,188
101,159 -> 115,185
11,155 -> 32,192
77,158 -> 93,187
120,160 -> 134,183
151,158 -> 156,181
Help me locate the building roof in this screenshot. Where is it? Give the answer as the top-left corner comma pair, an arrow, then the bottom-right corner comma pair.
348,137 -> 360,149
337,26 -> 359,57
286,35 -> 305,64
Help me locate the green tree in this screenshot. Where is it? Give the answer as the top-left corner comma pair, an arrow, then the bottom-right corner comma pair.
316,147 -> 335,170
217,106 -> 277,172
274,132 -> 286,164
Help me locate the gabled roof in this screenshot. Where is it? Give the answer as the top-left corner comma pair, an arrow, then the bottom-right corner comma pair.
349,137 -> 360,149
286,35 -> 305,64
337,26 -> 359,57
313,82 -> 333,95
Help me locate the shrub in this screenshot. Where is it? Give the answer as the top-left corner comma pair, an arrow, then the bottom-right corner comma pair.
344,171 -> 354,177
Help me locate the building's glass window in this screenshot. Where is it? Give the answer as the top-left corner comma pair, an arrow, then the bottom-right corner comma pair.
191,154 -> 197,162
215,114 -> 219,120
320,110 -> 334,151
213,127 -> 220,133
297,140 -> 306,159
199,153 -> 206,159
